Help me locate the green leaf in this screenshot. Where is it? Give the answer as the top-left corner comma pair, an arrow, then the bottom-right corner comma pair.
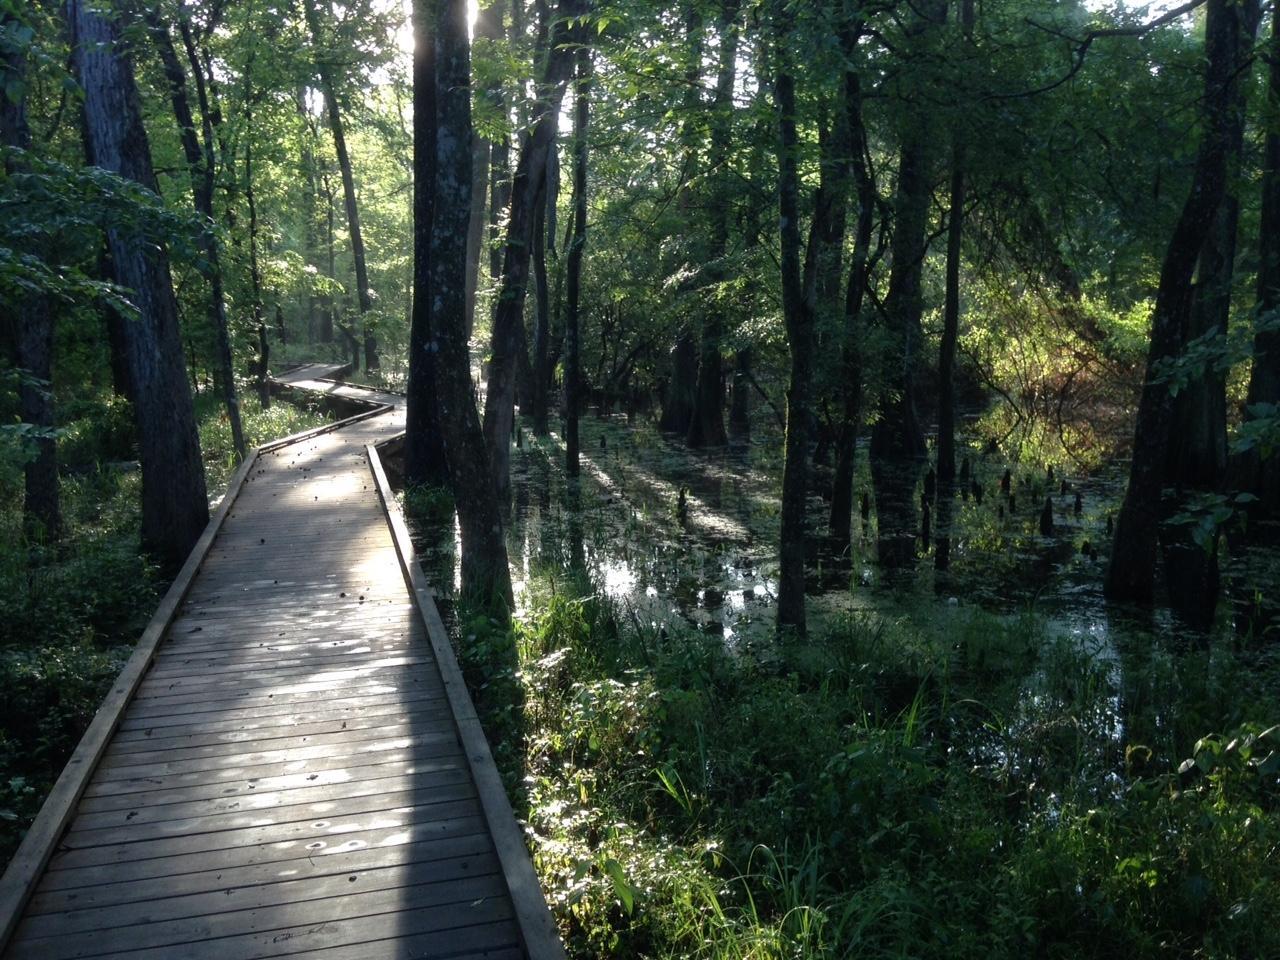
603,858 -> 634,914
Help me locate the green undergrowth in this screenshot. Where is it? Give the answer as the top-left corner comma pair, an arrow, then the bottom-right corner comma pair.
0,390 -> 328,862
455,572 -> 1280,959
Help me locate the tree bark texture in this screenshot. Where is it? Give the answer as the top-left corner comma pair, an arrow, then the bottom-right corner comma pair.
409,0 -> 513,613
481,0 -> 584,504
70,0 -> 209,571
148,9 -> 247,459
687,0 -> 741,448
304,0 -> 379,371
564,47 -> 591,478
1105,0 -> 1251,605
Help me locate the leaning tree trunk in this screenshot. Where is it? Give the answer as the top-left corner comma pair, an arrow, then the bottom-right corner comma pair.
564,47 -> 591,478
147,8 -> 245,461
303,0 -> 378,371
409,0 -> 513,614
70,0 -> 208,571
687,0 -> 742,448
482,0 -> 584,505
1106,0 -> 1249,606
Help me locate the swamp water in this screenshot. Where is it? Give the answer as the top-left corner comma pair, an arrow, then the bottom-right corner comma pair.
399,407 -> 1278,785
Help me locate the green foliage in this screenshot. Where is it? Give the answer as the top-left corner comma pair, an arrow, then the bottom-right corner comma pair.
451,563 -> 1280,959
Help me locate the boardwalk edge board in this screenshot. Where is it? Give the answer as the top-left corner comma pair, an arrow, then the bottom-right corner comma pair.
367,440 -> 568,960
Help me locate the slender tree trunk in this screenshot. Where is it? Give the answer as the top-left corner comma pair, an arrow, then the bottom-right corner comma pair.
687,0 -> 741,448
482,0 -> 584,504
564,47 -> 590,478
70,0 -> 208,571
773,21 -> 818,636
828,64 -> 873,548
303,0 -> 378,371
149,8 -> 246,460
409,0 -> 513,614
298,88 -> 320,343
1241,8 -> 1280,523
2,10 -> 61,542
321,168 -> 338,343
465,0 -> 503,334
530,177 -> 553,434
1106,0 -> 1250,605
728,348 -> 751,439
937,0 -> 974,485
244,110 -> 271,408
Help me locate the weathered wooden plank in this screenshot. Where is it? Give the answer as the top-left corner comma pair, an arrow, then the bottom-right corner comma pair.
17,855 -> 502,941
27,838 -> 494,916
75,755 -> 468,814
47,799 -> 482,872
108,702 -> 449,753
117,688 -> 446,730
94,729 -> 461,782
122,680 -> 445,721
71,765 -> 473,832
64,782 -> 479,852
14,900 -> 517,960
37,815 -> 489,894
82,735 -> 464,800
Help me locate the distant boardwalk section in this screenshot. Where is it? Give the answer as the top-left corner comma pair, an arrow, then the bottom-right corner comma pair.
0,364 -> 564,960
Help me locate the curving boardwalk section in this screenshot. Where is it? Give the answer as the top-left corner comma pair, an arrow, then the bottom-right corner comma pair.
0,365 -> 563,960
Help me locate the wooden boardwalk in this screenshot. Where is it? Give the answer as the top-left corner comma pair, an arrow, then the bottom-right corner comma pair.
0,365 -> 563,960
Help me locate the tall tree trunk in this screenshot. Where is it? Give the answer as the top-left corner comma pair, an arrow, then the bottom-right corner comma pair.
530,175 -> 553,434
1160,1 -> 1259,626
1106,0 -> 1251,605
298,88 -> 320,343
728,348 -> 751,439
687,0 -> 741,448
303,0 -> 378,371
481,0 -> 584,504
2,8 -> 61,542
1241,8 -> 1280,525
466,0 -> 503,334
564,47 -> 590,478
70,0 -> 208,571
244,109 -> 271,408
937,0 -> 974,486
934,0 -> 975,572
405,0 -> 448,488
772,17 -> 820,636
829,62 -> 873,549
321,167 -> 338,344
409,0 -> 513,614
149,7 -> 246,461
